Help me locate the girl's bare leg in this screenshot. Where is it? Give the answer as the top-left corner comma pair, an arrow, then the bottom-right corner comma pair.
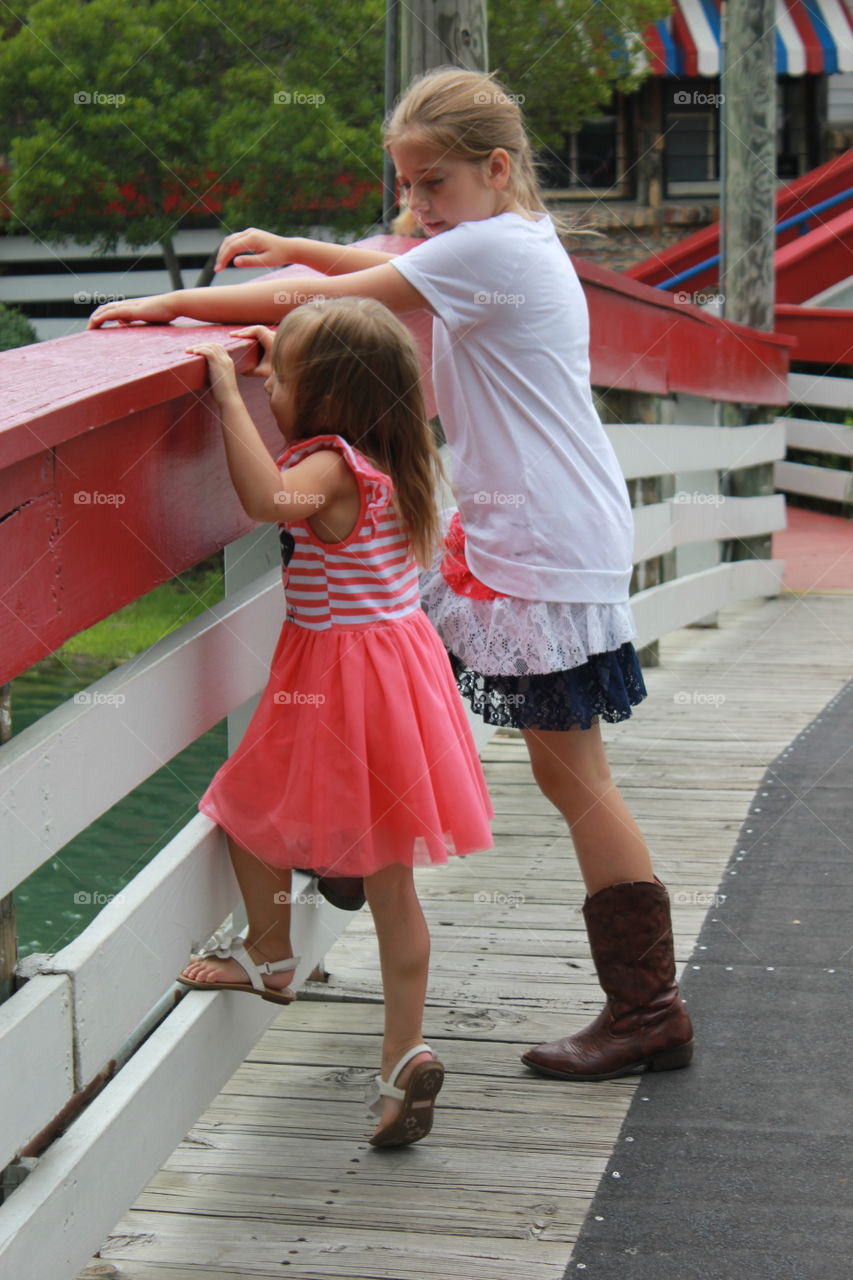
522,721 -> 655,896
180,834 -> 296,991
364,862 -> 434,1131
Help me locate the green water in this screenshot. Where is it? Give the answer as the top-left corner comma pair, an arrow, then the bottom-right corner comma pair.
8,657 -> 227,959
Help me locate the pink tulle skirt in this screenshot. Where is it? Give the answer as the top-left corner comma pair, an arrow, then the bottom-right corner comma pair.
199,608 -> 494,876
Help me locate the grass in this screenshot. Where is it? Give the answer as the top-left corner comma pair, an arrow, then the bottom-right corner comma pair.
58,562 -> 225,663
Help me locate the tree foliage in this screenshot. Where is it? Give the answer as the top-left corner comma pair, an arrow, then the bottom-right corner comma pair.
0,0 -> 669,275
0,304 -> 38,350
0,0 -> 385,256
489,0 -> 672,152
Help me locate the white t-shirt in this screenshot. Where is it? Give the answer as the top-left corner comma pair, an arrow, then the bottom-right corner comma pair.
391,212 -> 635,604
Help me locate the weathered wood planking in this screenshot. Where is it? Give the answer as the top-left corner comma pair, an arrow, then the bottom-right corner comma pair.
86,594 -> 853,1280
94,1221 -> 574,1279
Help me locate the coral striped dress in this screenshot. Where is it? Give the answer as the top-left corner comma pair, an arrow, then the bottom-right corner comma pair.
198,434 -> 494,875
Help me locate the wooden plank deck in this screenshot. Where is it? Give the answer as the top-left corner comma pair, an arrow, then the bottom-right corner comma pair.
83,591 -> 853,1280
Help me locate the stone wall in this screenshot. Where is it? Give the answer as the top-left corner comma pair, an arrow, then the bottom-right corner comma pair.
555,201 -> 718,274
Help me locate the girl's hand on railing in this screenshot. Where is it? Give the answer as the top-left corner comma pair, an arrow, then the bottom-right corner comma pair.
87,295 -> 178,329
215,229 -> 295,273
185,342 -> 241,407
228,326 -> 277,378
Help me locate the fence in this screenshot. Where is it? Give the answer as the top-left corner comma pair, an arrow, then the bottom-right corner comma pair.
775,371 -> 853,511
0,248 -> 791,1280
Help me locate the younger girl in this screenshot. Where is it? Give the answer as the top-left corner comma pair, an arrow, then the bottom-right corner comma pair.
89,66 -> 694,1082
177,297 -> 493,1147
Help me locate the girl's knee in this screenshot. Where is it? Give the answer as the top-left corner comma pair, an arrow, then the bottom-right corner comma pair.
523,728 -> 613,807
364,862 -> 416,908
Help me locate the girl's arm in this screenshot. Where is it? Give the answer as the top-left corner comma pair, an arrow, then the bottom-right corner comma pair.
185,342 -> 353,524
87,263 -> 428,329
214,228 -> 398,275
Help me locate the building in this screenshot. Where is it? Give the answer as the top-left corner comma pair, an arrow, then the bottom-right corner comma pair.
546,0 -> 853,205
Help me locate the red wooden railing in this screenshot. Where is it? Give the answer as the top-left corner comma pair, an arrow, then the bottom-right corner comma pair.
774,205 -> 853,304
0,237 -> 791,689
625,150 -> 853,292
775,303 -> 853,364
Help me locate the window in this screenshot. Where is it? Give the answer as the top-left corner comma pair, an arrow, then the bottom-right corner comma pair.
540,105 -> 626,197
663,80 -> 722,196
662,75 -> 819,196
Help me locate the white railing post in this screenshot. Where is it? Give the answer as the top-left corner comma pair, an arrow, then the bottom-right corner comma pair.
671,391 -> 722,627
775,373 -> 853,510
219,526 -> 284,941
223,526 -> 283,749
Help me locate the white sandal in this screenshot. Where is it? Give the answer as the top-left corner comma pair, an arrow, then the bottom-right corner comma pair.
367,1043 -> 445,1148
177,926 -> 300,1006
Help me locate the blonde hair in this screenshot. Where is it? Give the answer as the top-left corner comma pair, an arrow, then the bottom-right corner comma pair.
390,204 -> 424,237
384,66 -> 577,236
272,297 -> 443,567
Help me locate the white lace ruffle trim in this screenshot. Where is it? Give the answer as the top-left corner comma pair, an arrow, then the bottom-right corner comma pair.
419,563 -> 638,677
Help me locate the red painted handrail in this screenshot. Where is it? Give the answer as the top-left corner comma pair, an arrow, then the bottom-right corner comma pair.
775,303 -> 853,365
573,257 -> 791,402
0,237 -> 791,686
626,150 -> 853,292
775,206 -> 853,305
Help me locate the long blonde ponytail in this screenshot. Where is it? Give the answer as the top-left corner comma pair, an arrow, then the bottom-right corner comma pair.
384,66 -> 580,235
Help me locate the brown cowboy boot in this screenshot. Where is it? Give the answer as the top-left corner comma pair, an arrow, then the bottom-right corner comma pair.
522,877 -> 694,1081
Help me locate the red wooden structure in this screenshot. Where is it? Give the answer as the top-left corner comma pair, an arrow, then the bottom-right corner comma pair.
775,303 -> 853,364
774,205 -> 853,304
626,151 -> 853,293
0,238 -> 791,689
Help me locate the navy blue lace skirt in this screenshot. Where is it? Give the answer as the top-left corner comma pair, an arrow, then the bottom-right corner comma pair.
447,642 -> 647,732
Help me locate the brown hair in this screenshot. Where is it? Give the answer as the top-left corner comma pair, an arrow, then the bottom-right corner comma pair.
384,66 -> 578,236
271,297 -> 443,567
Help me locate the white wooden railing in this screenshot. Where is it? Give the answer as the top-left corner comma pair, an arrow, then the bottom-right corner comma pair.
0,403 -> 787,1280
607,415 -> 787,635
775,372 -> 853,510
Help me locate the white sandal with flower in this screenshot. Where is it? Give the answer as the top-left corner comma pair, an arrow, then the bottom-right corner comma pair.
177,925 -> 299,1006
366,1043 -> 445,1148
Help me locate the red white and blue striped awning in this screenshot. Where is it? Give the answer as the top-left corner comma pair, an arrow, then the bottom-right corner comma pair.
643,0 -> 853,76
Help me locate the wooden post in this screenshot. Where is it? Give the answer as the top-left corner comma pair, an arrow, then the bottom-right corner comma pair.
384,1 -> 487,229
719,0 -> 777,561
720,0 -> 776,331
0,682 -> 16,1005
634,81 -> 664,210
382,0 -> 401,229
399,0 -> 488,89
